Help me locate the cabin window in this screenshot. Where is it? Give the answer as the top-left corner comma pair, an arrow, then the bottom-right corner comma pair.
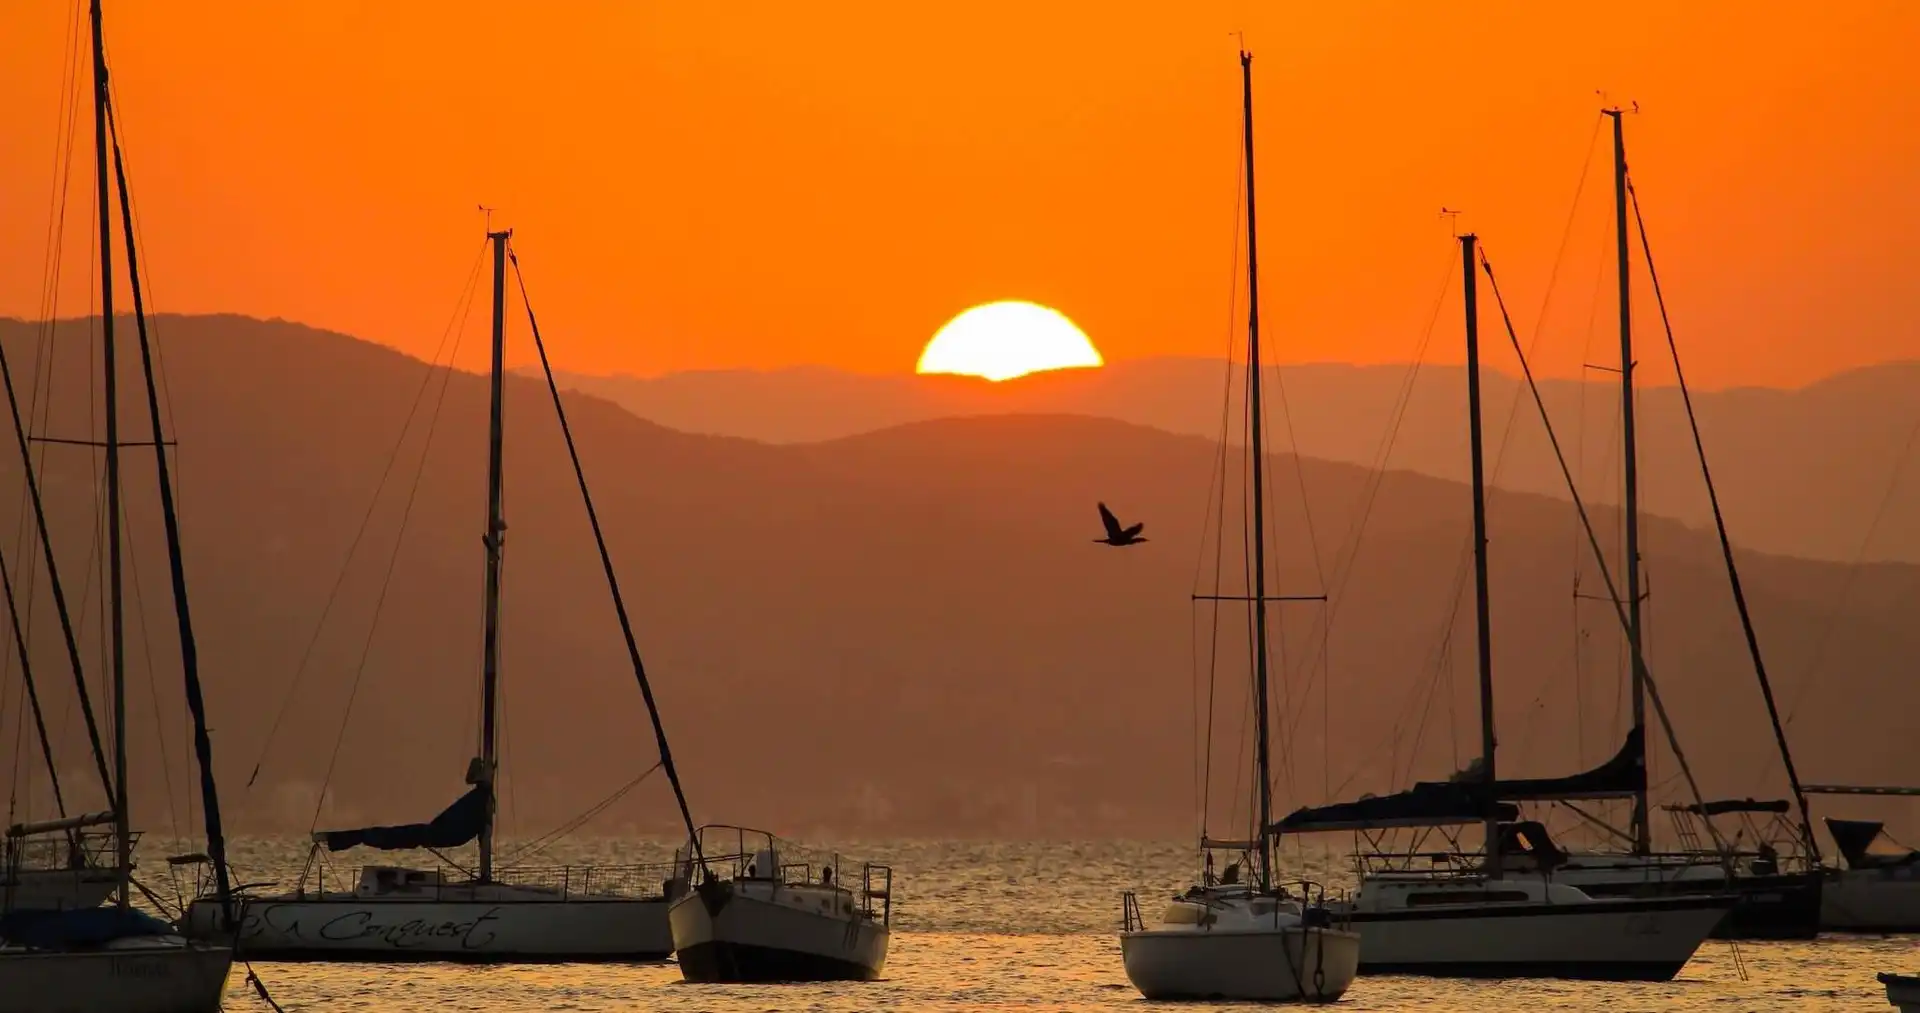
1406,890 -> 1530,907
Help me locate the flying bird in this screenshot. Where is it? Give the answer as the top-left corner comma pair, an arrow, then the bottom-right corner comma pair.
1094,502 -> 1147,546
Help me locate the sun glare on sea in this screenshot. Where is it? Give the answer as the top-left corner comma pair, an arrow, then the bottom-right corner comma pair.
916,301 -> 1103,382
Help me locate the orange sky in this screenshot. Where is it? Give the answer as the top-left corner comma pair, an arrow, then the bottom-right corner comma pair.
2,1 -> 1916,387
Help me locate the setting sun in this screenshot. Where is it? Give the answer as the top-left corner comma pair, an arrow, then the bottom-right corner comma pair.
916,301 -> 1104,382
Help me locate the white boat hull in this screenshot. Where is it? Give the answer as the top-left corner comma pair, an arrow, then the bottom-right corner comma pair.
0,938 -> 231,1013
669,881 -> 887,982
1350,895 -> 1730,980
1120,925 -> 1360,1001
1822,871 -> 1920,933
183,895 -> 672,962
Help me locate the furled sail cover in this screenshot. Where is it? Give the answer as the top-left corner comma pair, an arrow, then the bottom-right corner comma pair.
1273,781 -> 1519,834
0,907 -> 172,948
1826,817 -> 1919,870
1679,798 -> 1790,817
318,785 -> 488,852
1488,727 -> 1645,802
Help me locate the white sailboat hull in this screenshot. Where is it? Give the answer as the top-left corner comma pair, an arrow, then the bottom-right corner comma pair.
1349,895 -> 1729,980
0,938 -> 231,1013
183,895 -> 672,962
1120,925 -> 1359,1001
1822,871 -> 1920,933
0,867 -> 123,912
669,882 -> 888,982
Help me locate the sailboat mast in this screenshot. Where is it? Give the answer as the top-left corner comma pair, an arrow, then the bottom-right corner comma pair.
478,228 -> 510,883
89,0 -> 130,913
1605,108 -> 1650,856
108,108 -> 235,916
1238,49 -> 1275,894
1460,233 -> 1501,876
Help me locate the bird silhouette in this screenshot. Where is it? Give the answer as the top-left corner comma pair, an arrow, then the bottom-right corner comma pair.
1094,502 -> 1147,546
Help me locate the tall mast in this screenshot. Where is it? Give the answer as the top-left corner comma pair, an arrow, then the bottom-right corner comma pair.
477,228 -> 510,883
89,0 -> 130,912
1238,49 -> 1275,894
1605,108 -> 1650,856
1460,233 -> 1500,877
108,106 -> 235,916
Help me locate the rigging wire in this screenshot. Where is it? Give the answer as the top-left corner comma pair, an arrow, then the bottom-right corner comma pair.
103,68 -> 202,835
1627,178 -> 1819,856
8,0 -> 88,782
501,762 -> 662,868
1768,420 -> 1920,743
511,247 -> 706,865
1479,245 -> 1725,851
245,239 -> 489,788
1194,133 -> 1246,846
1306,246 -> 1459,796
304,276 -> 481,830
1340,117 -> 1607,800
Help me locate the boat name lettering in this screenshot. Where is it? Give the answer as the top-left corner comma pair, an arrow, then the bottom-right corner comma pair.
110,958 -> 169,979
316,907 -> 504,949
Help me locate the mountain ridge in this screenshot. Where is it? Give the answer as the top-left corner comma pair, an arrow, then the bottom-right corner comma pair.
0,313 -> 1914,844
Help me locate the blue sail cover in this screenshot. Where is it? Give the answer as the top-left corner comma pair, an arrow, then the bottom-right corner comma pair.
1274,781 -> 1518,834
1273,730 -> 1644,834
318,784 -> 488,852
1487,728 -> 1645,802
1680,798 -> 1790,817
0,907 -> 173,948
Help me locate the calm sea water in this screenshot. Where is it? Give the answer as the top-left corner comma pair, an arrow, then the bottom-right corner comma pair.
184,837 -> 1907,1011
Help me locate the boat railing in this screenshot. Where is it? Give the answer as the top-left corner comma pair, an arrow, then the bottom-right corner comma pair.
490,861 -> 686,901
1357,850 -> 1483,878
3,825 -> 125,875
285,844 -> 685,902
684,826 -> 891,923
1120,890 -> 1146,932
862,862 -> 892,926
1281,878 -> 1353,929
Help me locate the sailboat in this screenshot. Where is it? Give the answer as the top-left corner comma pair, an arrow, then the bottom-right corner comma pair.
1114,50 -> 1361,1004
1477,108 -> 1825,942
1274,229 -> 1731,981
1801,789 -> 1920,932
183,229 -> 705,962
0,1 -> 235,1007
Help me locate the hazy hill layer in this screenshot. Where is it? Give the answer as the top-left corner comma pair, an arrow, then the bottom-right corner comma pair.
2,314 -> 1916,847
548,359 -> 1920,566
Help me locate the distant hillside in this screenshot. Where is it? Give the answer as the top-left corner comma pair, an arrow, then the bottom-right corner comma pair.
2,314 -> 1915,848
545,359 -> 1920,565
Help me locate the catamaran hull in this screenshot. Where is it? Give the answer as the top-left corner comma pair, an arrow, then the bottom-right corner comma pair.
669,887 -> 887,982
1350,896 -> 1730,980
1120,926 -> 1360,1001
0,940 -> 231,1013
1821,872 -> 1920,933
182,897 -> 672,962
